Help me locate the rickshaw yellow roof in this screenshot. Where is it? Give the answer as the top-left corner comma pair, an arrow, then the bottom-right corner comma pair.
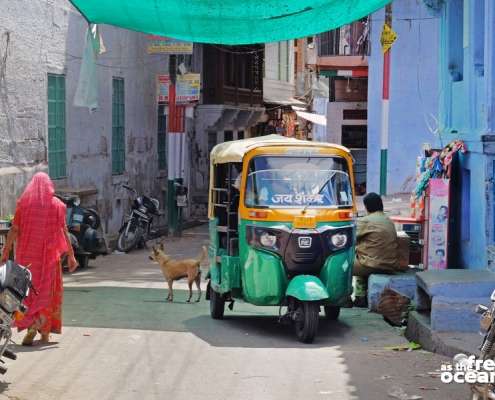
210,135 -> 350,164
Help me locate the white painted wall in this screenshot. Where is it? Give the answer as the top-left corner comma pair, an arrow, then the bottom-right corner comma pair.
264,41 -> 295,100
0,0 -> 183,243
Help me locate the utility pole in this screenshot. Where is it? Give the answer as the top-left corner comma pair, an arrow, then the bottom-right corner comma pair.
380,3 -> 393,196
167,54 -> 179,237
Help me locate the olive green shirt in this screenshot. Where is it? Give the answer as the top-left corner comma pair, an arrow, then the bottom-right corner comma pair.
355,211 -> 398,270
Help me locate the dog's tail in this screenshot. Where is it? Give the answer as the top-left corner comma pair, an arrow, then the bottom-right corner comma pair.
198,245 -> 207,264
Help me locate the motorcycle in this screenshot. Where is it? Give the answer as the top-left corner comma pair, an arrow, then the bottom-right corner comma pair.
54,193 -> 108,269
461,289 -> 495,399
116,185 -> 162,253
0,260 -> 35,374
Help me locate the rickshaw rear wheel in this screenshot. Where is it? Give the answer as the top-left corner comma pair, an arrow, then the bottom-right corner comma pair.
323,306 -> 340,320
294,300 -> 319,344
210,285 -> 225,320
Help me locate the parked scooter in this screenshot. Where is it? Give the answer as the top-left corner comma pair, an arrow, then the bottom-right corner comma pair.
0,260 -> 35,374
116,185 -> 162,253
54,193 -> 108,269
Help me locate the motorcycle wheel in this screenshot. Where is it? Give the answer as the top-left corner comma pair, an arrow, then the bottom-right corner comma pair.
294,300 -> 319,344
324,306 -> 340,320
209,284 -> 225,320
76,255 -> 89,269
116,224 -> 142,253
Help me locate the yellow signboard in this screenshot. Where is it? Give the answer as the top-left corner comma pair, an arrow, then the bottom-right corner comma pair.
148,35 -> 193,54
380,23 -> 397,54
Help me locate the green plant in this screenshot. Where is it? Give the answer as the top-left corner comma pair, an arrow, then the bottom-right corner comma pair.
400,303 -> 415,327
2,215 -> 14,222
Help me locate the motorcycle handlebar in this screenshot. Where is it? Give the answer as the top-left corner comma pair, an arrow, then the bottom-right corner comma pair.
123,185 -> 137,195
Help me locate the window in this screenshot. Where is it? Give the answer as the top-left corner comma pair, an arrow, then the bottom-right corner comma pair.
158,105 -> 167,170
318,18 -> 370,56
447,0 -> 464,81
112,78 -> 125,174
47,74 -> 67,179
245,156 -> 353,208
473,0 -> 485,76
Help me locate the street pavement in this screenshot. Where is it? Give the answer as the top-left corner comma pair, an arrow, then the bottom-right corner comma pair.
0,222 -> 472,400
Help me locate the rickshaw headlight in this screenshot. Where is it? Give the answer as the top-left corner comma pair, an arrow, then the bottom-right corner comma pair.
330,232 -> 348,248
260,232 -> 277,247
73,196 -> 81,207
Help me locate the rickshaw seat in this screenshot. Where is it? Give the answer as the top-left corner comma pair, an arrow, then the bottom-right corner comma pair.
230,194 -> 240,213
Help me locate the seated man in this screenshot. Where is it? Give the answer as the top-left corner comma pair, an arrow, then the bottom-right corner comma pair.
350,192 -> 398,308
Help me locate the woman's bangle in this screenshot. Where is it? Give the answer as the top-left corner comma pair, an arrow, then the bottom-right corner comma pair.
1,247 -> 11,254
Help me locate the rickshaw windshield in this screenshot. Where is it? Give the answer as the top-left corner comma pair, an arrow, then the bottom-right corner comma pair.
244,156 -> 353,208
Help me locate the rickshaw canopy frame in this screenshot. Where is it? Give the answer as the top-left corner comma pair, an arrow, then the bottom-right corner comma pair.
209,135 -> 352,165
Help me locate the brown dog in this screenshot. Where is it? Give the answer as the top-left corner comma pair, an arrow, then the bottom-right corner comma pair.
149,244 -> 206,302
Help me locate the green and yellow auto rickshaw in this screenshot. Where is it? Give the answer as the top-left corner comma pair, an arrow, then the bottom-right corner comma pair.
206,134 -> 357,343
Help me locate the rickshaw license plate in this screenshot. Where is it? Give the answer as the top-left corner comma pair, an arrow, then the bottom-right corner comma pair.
293,216 -> 316,229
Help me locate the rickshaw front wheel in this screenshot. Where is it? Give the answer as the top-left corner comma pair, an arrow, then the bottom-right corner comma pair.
324,306 -> 340,320
210,284 -> 225,320
294,300 -> 319,344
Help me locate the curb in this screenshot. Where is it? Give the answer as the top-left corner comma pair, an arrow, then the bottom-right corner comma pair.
405,311 -> 480,358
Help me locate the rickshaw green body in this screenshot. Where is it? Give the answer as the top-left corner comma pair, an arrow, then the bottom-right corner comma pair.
209,218 -> 355,306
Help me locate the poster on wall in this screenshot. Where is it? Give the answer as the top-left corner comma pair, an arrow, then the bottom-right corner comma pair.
157,74 -> 200,104
426,178 -> 450,269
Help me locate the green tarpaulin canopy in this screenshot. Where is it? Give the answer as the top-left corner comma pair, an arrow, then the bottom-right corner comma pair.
69,0 -> 391,45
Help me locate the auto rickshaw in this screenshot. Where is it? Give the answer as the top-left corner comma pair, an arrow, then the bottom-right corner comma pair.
206,134 -> 357,343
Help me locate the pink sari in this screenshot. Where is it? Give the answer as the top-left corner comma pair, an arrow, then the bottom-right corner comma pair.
12,172 -> 68,333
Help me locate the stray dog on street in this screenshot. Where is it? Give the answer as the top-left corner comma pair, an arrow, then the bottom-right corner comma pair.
149,244 -> 206,302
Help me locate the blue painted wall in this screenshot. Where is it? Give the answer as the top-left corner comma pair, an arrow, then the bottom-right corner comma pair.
369,0 -> 495,271
367,0 -> 439,195
437,0 -> 495,270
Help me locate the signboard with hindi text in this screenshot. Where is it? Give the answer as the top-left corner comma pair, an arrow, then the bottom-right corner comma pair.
157,74 -> 200,104
148,35 -> 193,54
380,23 -> 397,54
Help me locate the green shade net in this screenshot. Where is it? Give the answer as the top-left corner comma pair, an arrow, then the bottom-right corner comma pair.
69,0 -> 391,45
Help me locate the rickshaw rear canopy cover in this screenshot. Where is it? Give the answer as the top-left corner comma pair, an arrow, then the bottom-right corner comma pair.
210,134 -> 351,164
68,0 -> 391,45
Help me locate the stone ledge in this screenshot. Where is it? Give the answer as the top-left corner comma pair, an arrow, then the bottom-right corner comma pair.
431,296 -> 491,332
416,269 -> 495,298
55,187 -> 98,196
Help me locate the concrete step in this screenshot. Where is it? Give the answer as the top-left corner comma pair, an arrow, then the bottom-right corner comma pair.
430,296 -> 491,332
415,269 -> 495,298
406,310 -> 482,358
368,272 -> 418,312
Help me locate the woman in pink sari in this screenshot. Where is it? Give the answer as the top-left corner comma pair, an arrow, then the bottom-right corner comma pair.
0,172 -> 77,345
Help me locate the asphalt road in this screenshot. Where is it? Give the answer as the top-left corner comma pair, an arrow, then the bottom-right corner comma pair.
0,224 -> 471,400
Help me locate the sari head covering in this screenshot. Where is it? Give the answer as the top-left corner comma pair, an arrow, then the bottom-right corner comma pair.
14,172 -> 68,328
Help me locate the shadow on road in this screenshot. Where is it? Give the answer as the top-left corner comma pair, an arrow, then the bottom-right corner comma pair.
62,286 -> 354,348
